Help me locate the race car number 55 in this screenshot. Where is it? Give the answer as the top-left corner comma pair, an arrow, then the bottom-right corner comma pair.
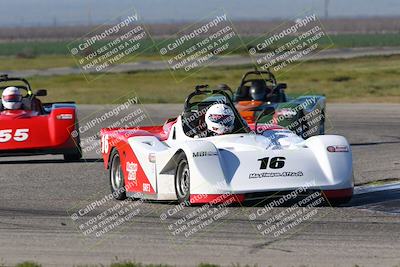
0,129 -> 30,142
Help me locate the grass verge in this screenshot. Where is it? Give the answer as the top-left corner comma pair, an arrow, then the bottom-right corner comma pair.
0,54 -> 163,71
1,33 -> 400,57
20,54 -> 400,104
5,262 -> 260,267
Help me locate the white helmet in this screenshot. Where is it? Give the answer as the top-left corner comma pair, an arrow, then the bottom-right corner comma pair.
2,87 -> 22,110
205,103 -> 235,135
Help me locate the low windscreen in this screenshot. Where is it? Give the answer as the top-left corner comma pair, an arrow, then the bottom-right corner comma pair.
182,92 -> 249,138
0,81 -> 30,98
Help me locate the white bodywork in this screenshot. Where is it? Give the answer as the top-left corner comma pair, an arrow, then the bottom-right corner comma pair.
126,115 -> 353,200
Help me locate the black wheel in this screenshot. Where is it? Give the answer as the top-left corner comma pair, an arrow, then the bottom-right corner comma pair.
174,153 -> 190,204
109,149 -> 127,200
63,148 -> 82,162
64,128 -> 82,162
64,150 -> 82,162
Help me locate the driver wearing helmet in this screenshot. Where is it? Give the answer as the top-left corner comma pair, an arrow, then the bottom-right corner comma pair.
249,80 -> 268,101
1,87 -> 23,110
205,103 -> 235,136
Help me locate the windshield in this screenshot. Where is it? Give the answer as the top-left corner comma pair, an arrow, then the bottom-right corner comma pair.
182,91 -> 250,138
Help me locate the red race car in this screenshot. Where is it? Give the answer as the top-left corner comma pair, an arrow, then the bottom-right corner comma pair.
0,74 -> 82,161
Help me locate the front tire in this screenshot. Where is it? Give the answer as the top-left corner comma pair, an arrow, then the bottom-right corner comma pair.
109,149 -> 127,200
64,128 -> 82,162
175,153 -> 190,204
63,149 -> 82,162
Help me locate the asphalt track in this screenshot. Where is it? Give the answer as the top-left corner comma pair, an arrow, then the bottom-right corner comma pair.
0,103 -> 399,266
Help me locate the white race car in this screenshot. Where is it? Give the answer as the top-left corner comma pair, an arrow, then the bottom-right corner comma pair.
101,85 -> 353,205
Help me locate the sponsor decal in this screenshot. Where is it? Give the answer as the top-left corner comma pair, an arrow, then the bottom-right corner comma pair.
251,156 -> 302,178
249,171 -> 304,179
56,114 -> 73,120
126,162 -> 138,184
192,151 -> 218,158
143,183 -> 151,192
327,145 -> 349,152
208,113 -> 234,124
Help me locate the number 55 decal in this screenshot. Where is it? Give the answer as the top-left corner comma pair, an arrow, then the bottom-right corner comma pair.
0,129 -> 30,143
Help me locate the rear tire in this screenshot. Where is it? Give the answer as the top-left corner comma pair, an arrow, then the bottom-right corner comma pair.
174,153 -> 190,204
109,149 -> 127,200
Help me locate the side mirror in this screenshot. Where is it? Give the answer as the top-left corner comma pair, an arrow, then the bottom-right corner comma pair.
35,89 -> 47,96
275,83 -> 287,90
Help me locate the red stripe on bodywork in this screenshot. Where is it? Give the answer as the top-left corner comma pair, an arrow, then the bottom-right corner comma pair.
190,194 -> 245,204
322,188 -> 353,199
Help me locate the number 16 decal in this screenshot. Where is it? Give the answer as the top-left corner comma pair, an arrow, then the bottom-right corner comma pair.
258,157 -> 286,169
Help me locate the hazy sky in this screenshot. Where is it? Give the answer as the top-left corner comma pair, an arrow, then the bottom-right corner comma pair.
1,0 -> 400,26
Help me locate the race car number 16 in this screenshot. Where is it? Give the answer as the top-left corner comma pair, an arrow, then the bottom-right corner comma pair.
0,129 -> 30,143
101,134 -> 109,153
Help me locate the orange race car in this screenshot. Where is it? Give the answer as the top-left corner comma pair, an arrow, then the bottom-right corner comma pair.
233,69 -> 326,138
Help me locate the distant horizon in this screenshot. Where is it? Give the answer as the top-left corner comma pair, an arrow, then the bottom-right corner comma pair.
2,15 -> 400,29
1,0 -> 400,27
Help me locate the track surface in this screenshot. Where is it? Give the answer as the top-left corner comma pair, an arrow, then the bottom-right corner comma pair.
0,103 -> 399,266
